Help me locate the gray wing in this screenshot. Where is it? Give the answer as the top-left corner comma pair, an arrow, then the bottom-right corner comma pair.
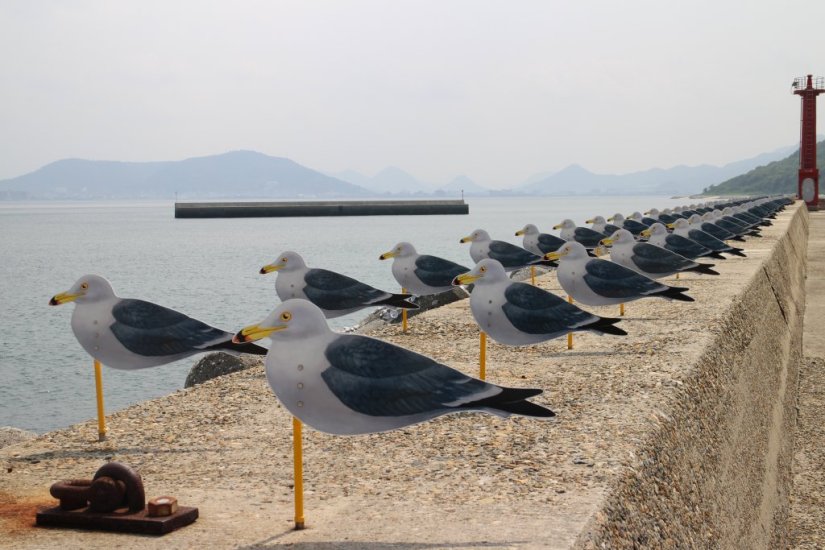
535,233 -> 566,254
110,299 -> 229,356
502,283 -> 596,335
414,255 -> 470,288
664,234 -> 709,259
572,227 -> 606,248
487,240 -> 542,268
322,334 -> 490,417
583,259 -> 667,299
303,268 -> 388,310
631,243 -> 696,274
688,229 -> 730,251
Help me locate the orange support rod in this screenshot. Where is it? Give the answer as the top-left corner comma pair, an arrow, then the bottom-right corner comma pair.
567,296 -> 574,349
93,360 -> 106,441
401,288 -> 408,332
479,332 -> 487,380
293,417 -> 305,530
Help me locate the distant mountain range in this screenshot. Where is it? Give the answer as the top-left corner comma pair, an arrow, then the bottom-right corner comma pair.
0,151 -> 369,200
702,140 -> 825,196
330,167 -> 490,196
516,145 -> 797,196
0,143 -> 808,200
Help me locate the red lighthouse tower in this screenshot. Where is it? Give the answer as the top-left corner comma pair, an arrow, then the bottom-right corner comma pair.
792,74 -> 825,210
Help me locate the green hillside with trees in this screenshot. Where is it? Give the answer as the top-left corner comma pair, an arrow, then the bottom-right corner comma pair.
702,140 -> 825,196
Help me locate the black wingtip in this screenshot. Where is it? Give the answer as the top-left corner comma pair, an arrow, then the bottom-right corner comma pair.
380,294 -> 420,309
708,251 -> 727,260
467,387 -> 555,418
217,341 -> 269,355
689,263 -> 720,276
660,285 -> 694,302
726,248 -> 747,258
589,316 -> 628,336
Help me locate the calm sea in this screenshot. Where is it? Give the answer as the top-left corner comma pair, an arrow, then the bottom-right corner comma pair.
0,195 -> 689,433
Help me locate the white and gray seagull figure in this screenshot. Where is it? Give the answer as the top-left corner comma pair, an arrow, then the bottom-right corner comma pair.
545,242 -> 694,307
460,229 -> 556,272
600,229 -> 719,279
261,251 -> 417,318
49,274 -> 267,369
453,259 -> 626,346
379,241 -> 470,296
233,299 -> 555,435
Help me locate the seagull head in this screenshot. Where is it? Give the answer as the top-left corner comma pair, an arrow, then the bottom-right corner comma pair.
460,229 -> 490,244
585,215 -> 606,225
688,214 -> 702,225
260,251 -> 306,274
515,224 -> 538,237
544,241 -> 586,262
600,228 -> 633,247
49,274 -> 115,306
552,219 -> 575,231
233,299 -> 330,344
629,211 -> 644,221
641,223 -> 667,238
452,258 -> 507,286
607,213 -> 625,224
379,241 -> 416,260
645,208 -> 660,217
667,218 -> 689,230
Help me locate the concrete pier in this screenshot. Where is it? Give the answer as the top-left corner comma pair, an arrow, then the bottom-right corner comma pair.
174,199 -> 469,218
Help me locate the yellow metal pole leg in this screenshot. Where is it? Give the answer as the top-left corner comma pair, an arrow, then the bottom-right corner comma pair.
94,360 -> 106,441
479,331 -> 487,380
293,417 -> 305,530
531,266 -> 536,285
401,288 -> 408,332
620,303 -> 625,316
567,296 -> 574,349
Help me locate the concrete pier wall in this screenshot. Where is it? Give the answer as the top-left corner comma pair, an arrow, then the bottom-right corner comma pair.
174,199 -> 469,218
575,204 -> 809,548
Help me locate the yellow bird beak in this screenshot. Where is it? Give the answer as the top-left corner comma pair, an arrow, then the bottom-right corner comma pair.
379,250 -> 396,260
459,235 -> 473,243
232,323 -> 287,343
600,237 -> 615,246
607,216 -> 615,222
49,291 -> 83,306
666,223 -> 676,229
640,229 -> 652,238
453,272 -> 481,285
585,218 -> 595,224
544,251 -> 562,261
259,263 -> 283,275
552,223 -> 562,230
515,229 -> 525,236
644,210 -> 651,215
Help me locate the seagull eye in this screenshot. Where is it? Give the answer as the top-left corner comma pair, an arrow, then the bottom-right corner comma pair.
396,247 -> 402,252
479,265 -> 487,273
281,257 -> 288,263
280,312 -> 292,322
80,282 -> 88,290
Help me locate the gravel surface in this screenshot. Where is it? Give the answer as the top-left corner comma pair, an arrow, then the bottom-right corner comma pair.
0,207 -> 799,549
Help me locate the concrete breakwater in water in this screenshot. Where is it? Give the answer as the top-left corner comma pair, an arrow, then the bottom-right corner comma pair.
174,199 -> 469,218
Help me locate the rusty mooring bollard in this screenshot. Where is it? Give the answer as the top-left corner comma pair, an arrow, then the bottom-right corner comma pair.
37,461 -> 198,535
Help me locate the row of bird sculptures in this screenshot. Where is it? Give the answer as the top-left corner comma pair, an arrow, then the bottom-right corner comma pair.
49,196 -> 791,435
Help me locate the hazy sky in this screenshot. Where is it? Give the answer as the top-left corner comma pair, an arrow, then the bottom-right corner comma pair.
2,1 -> 824,187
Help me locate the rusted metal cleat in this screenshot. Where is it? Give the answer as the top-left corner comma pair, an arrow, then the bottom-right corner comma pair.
37,462 -> 198,535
